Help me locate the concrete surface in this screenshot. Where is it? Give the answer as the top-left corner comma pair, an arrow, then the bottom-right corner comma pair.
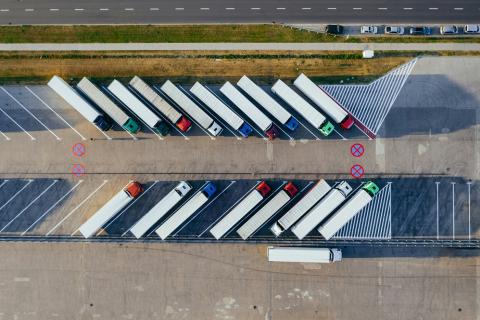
0,0 -> 478,24
0,242 -> 477,320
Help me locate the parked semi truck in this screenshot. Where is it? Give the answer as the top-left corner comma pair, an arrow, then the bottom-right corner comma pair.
318,181 -> 380,240
79,181 -> 143,238
155,182 -> 217,240
107,80 -> 170,136
129,76 -> 192,132
220,82 -> 278,140
237,75 -> 299,131
292,182 -> 352,240
271,79 -> 334,136
130,181 -> 192,238
268,247 -> 342,263
293,73 -> 354,129
210,181 -> 271,239
77,77 -> 140,134
48,76 -> 111,131
189,82 -> 253,137
160,80 -> 223,136
237,182 -> 298,240
270,180 -> 331,237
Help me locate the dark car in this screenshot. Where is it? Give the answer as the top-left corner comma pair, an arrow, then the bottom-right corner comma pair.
409,26 -> 431,35
324,25 -> 344,34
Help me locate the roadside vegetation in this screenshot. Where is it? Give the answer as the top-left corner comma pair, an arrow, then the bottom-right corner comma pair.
1,25 -> 480,43
0,51 -> 411,84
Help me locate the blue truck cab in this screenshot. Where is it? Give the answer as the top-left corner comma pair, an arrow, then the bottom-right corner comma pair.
238,122 -> 253,138
285,117 -> 299,131
94,116 -> 112,131
202,182 -> 217,198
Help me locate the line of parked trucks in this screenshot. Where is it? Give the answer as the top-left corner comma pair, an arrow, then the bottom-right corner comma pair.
47,73 -> 355,140
78,179 -> 380,242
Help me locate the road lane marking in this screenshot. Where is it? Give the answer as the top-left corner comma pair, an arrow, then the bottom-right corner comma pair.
301,8 -> 311,10
25,9 -> 34,12
0,105 -> 35,140
200,8 -> 210,10
99,8 -> 109,11
49,8 -> 59,11
0,180 -> 34,213
327,8 -> 337,10
101,180 -> 158,237
149,8 -> 159,11
1,87 -> 61,140
251,8 -> 261,10
225,8 -> 235,10
435,182 -> 439,239
124,8 -> 134,11
22,180 -> 84,235
0,9 -> 10,12
378,7 -> 388,10
276,8 -> 286,10
353,8 -> 362,10
25,86 -> 87,141
175,8 -> 184,10
74,8 -> 84,11
429,7 -> 439,10
403,8 -> 413,10
454,8 -> 464,11
46,180 -> 108,236
0,180 -> 58,232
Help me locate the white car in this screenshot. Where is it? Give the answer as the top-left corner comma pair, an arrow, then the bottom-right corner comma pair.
440,25 -> 458,34
464,25 -> 480,34
360,26 -> 378,34
385,26 -> 404,35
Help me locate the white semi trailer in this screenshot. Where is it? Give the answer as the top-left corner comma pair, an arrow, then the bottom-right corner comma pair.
160,80 -> 223,136
236,182 -> 298,240
189,82 -> 253,137
48,75 -> 111,131
155,182 -> 217,240
237,75 -> 299,131
107,80 -> 170,136
129,76 -> 192,132
78,182 -> 143,238
220,81 -> 278,140
210,181 -> 271,239
318,181 -> 380,240
130,181 -> 192,238
270,180 -> 331,237
293,73 -> 354,129
271,79 -> 334,136
292,181 -> 353,240
77,77 -> 140,133
267,247 -> 342,263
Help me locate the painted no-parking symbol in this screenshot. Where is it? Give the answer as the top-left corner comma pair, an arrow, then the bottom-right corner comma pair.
351,143 -> 364,157
350,164 -> 364,179
72,164 -> 86,177
72,143 -> 86,157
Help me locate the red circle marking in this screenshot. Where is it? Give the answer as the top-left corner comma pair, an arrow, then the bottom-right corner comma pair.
72,164 -> 86,177
350,164 -> 365,179
72,143 -> 86,157
350,143 -> 365,158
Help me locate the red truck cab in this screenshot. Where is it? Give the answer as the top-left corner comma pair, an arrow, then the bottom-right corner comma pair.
256,181 -> 272,197
340,115 -> 355,129
265,125 -> 279,140
283,182 -> 299,198
124,181 -> 143,198
176,116 -> 192,132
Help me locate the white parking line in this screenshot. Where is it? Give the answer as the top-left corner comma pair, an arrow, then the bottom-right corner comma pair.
21,180 -> 84,235
451,182 -> 455,239
0,180 -> 34,213
1,87 -> 61,140
295,118 -> 320,140
102,180 -> 159,236
435,181 -> 439,240
0,130 -> 10,141
0,105 -> 35,140
198,181 -> 261,237
25,86 -> 87,141
467,182 -> 471,240
333,128 -> 347,140
0,180 -> 8,190
45,180 -> 108,236
173,181 -> 236,237
0,180 -> 58,232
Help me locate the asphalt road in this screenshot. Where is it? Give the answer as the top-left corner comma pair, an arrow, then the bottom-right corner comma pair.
0,0 -> 479,24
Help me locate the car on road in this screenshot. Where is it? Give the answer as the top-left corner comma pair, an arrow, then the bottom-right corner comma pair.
324,25 -> 344,34
464,25 -> 480,34
440,25 -> 458,35
384,26 -> 404,35
409,26 -> 431,35
360,26 -> 378,34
